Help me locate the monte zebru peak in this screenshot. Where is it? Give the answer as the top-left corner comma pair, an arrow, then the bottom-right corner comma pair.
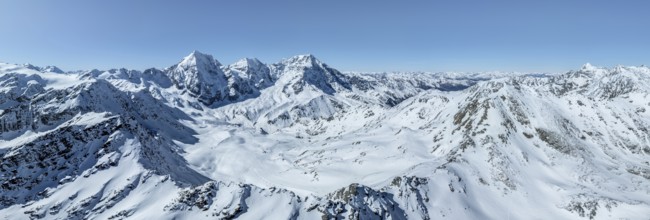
1,51 -> 649,219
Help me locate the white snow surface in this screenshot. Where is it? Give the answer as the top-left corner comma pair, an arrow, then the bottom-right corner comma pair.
1,56 -> 650,220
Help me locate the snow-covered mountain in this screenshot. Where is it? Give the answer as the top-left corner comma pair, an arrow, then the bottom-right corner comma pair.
1,53 -> 649,219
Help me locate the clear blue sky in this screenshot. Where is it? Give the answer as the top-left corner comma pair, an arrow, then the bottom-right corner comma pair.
0,0 -> 648,72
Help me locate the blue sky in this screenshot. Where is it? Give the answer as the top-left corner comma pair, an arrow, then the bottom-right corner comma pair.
0,0 -> 648,72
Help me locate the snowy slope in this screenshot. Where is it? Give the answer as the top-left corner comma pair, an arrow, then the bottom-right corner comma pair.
1,55 -> 649,220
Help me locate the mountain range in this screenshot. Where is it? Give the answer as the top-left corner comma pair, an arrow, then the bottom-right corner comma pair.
1,51 -> 649,219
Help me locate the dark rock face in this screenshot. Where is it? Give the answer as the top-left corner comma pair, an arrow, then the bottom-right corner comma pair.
166,51 -> 230,105
0,75 -> 207,210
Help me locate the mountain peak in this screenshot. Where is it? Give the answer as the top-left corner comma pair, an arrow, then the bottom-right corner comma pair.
581,63 -> 597,71
177,50 -> 222,70
22,63 -> 64,73
166,51 -> 229,105
283,54 -> 322,67
271,54 -> 351,95
22,63 -> 38,69
231,57 -> 264,69
42,65 -> 64,73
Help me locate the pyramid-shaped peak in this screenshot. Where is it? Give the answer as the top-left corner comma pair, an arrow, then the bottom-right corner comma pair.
232,57 -> 264,68
188,50 -> 209,57
22,63 -> 39,70
177,50 -> 222,69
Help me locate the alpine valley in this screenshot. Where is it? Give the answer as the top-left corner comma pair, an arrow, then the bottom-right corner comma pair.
1,51 -> 649,219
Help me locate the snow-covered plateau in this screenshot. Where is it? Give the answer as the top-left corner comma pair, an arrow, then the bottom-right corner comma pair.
1,51 -> 649,219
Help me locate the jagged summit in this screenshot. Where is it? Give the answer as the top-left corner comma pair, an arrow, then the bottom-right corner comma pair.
281,54 -> 322,67
268,54 -> 351,95
22,63 -> 39,70
21,63 -> 64,73
222,57 -> 274,101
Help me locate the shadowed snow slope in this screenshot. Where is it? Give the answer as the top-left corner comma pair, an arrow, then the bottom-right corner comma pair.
1,54 -> 649,219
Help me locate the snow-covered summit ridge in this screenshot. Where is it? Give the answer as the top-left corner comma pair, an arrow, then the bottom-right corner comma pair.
229,57 -> 265,71
20,63 -> 65,73
577,62 -> 650,76
172,50 -> 223,71
280,54 -> 322,67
